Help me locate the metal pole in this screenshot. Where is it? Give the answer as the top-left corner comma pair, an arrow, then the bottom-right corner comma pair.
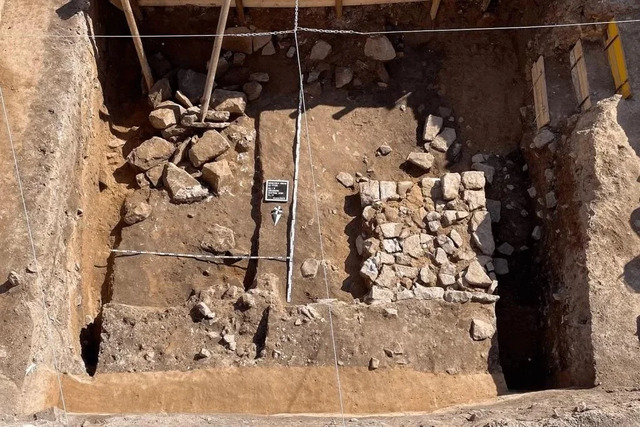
200,0 -> 231,122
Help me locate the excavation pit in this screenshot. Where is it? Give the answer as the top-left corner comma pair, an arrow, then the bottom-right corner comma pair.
2,0 -> 640,422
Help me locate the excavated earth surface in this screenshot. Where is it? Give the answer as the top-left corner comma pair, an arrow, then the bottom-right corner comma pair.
0,0 -> 639,424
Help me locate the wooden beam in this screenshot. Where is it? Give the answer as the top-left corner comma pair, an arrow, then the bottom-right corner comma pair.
569,40 -> 592,111
122,0 -> 155,92
136,0 -> 426,7
430,0 -> 441,21
335,0 -> 343,18
235,0 -> 245,23
531,56 -> 550,129
605,22 -> 632,99
200,0 -> 232,121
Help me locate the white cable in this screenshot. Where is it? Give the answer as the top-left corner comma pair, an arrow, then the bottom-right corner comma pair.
298,17 -> 640,35
0,17 -> 638,39
0,29 -> 294,39
292,5 -> 347,424
111,248 -> 288,261
0,87 -> 69,426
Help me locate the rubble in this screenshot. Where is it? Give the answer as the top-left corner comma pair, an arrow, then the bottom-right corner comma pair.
497,242 -> 514,256
148,101 -> 184,130
211,89 -> 247,114
531,225 -> 542,240
301,258 -> 320,278
188,130 -> 231,168
127,137 -> 175,171
364,36 -> 396,61
146,163 -> 165,187
249,72 -> 269,83
431,128 -> 456,152
336,172 -> 355,188
309,40 -> 332,61
493,258 -> 509,275
335,66 -> 353,88
148,78 -> 172,107
122,189 -> 152,225
252,34 -> 271,52
533,128 -> 555,148
423,115 -> 443,141
471,162 -> 495,184
174,90 -> 193,108
377,145 -> 392,156
193,302 -> 215,321
406,152 -> 434,171
242,81 -> 262,101
163,163 -> 208,203
7,271 -> 21,288
464,260 -> 493,288
201,224 -> 236,253
470,319 -> 495,341
202,160 -> 233,193
222,27 -> 253,54
486,199 -> 501,223
545,191 -> 557,208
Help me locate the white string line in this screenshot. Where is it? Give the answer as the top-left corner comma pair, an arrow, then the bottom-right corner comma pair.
298,17 -> 640,35
0,17 -> 638,39
292,6 -> 347,425
0,87 -> 69,426
0,30 -> 294,39
111,248 -> 288,261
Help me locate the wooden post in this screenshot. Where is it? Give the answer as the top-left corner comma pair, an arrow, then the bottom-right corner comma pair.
335,0 -> 343,18
605,22 -> 632,99
235,0 -> 245,24
531,56 -> 550,129
200,0 -> 232,122
570,40 -> 592,111
121,0 -> 154,91
430,0 -> 441,21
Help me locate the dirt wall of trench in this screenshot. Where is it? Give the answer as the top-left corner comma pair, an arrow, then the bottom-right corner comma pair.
0,0 -> 111,416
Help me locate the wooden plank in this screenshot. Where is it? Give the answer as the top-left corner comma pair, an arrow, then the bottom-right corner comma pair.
531,56 -> 550,129
335,0 -> 343,17
569,40 -> 592,111
200,0 -> 232,121
605,22 -> 632,99
235,0 -> 245,23
430,0 -> 441,20
122,0 -> 155,92
138,0 -> 425,6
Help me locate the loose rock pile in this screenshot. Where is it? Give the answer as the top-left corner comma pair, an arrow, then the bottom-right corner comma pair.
356,172 -> 501,304
122,58 -> 261,225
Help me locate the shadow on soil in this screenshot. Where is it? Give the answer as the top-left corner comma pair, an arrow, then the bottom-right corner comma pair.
618,103 -> 640,294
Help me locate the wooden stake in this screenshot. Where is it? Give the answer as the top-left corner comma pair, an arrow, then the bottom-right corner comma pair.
200,0 -> 232,122
531,56 -> 550,129
121,0 -> 154,91
335,0 -> 343,18
235,0 -> 245,24
430,0 -> 441,21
